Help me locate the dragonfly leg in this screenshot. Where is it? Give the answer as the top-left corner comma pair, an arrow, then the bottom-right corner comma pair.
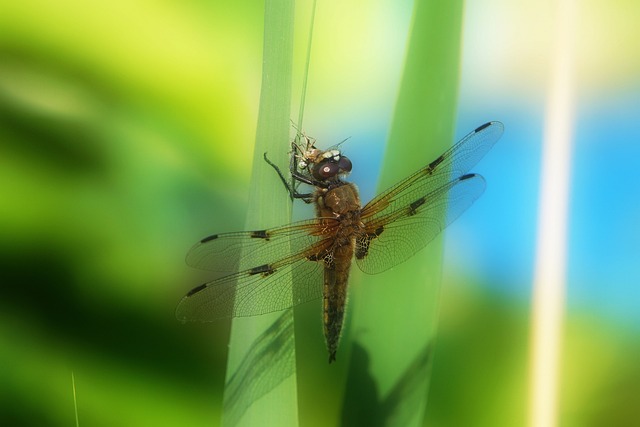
263,152 -> 315,203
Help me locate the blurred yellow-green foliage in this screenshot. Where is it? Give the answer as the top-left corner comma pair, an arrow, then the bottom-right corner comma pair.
1,1 -> 639,426
1,2 -> 264,425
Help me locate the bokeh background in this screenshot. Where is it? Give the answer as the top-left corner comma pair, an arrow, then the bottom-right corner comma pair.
1,0 -> 639,426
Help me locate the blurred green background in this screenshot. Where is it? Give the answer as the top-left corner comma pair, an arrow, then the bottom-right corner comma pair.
1,0 -> 639,426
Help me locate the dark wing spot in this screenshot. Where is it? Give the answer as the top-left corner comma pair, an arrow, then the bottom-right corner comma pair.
409,197 -> 426,215
355,226 -> 384,260
355,238 -> 370,260
428,155 -> 445,172
249,264 -> 275,276
308,247 -> 331,263
460,173 -> 476,181
474,122 -> 491,132
186,283 -> 207,297
200,234 -> 218,243
250,230 -> 270,239
308,253 -> 321,262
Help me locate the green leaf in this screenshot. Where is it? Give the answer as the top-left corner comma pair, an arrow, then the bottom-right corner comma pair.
342,0 -> 465,425
222,1 -> 299,426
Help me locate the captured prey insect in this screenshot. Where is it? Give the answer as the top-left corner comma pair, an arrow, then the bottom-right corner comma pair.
177,122 -> 504,363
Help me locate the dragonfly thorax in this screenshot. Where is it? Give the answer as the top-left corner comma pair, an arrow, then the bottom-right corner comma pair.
315,182 -> 362,217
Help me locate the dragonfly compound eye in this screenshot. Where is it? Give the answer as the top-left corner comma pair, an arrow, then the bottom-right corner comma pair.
338,156 -> 352,173
313,161 -> 339,180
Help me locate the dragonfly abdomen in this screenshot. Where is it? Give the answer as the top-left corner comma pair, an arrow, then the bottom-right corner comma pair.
323,242 -> 353,363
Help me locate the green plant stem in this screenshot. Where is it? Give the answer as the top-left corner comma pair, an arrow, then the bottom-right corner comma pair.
343,0 -> 465,425
222,0 -> 298,426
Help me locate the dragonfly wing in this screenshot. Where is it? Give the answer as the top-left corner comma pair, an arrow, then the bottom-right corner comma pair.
356,174 -> 486,274
177,236 -> 335,320
360,121 -> 502,225
354,122 -> 502,275
186,218 -> 329,273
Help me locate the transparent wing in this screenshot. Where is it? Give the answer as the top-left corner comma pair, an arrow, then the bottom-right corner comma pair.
186,218 -> 331,273
178,216 -> 340,320
360,121 -> 503,225
177,256 -> 325,320
356,174 -> 486,274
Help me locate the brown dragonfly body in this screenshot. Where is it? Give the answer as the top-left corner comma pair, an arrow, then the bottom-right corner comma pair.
314,181 -> 362,362
177,122 -> 504,363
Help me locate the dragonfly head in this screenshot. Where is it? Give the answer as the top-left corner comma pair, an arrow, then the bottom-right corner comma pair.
310,153 -> 352,181
293,134 -> 353,183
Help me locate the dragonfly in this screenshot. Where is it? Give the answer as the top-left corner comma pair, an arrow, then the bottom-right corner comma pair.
177,121 -> 504,363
